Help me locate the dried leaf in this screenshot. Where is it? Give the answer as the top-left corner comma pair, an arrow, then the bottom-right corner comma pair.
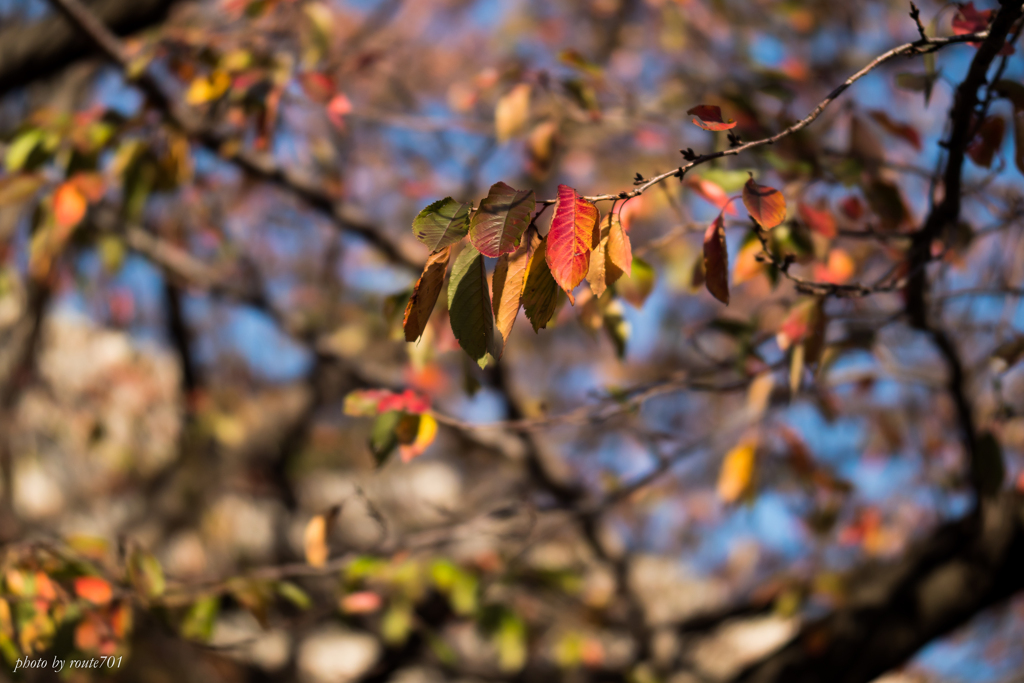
403,246 -> 452,342
718,441 -> 756,503
522,238 -> 559,331
686,105 -> 737,131
495,83 -> 531,142
491,229 -> 536,357
703,212 -> 729,304
742,177 -> 786,229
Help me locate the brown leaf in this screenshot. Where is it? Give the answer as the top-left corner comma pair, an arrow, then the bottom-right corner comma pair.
403,246 -> 452,342
742,177 -> 786,229
966,116 -> 1006,168
703,212 -> 729,304
491,229 -> 536,358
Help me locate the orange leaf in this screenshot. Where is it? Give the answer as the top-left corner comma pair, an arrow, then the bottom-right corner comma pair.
718,441 -> 756,503
74,615 -> 102,652
327,93 -> 352,129
686,105 -> 737,131
732,237 -> 765,286
403,246 -> 452,342
491,230 -> 535,357
303,507 -> 339,567
797,201 -> 836,238
546,184 -> 599,304
54,182 -> 87,230
742,177 -> 786,229
341,591 -> 382,614
703,212 -> 729,304
34,573 -> 56,601
74,576 -> 113,605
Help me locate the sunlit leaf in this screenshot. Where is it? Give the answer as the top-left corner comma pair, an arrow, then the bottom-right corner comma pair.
404,246 -> 452,342
185,71 -> 231,105
303,506 -> 339,567
181,595 -> 219,642
74,577 -> 113,605
491,228 -> 536,357
587,212 -> 630,298
412,198 -> 471,252
54,182 -> 87,230
523,237 -> 559,331
742,177 -> 786,229
495,83 -> 531,142
686,104 -> 737,131
4,129 -> 43,172
448,244 -> 494,365
546,184 -> 599,303
686,177 -> 738,214
732,233 -> 765,286
703,212 -> 729,304
398,413 -> 438,462
718,441 -> 756,503
469,182 -> 535,258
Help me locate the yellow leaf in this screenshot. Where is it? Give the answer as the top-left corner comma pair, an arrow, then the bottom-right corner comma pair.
495,83 -> 531,143
399,413 -> 438,463
186,71 -> 231,105
303,507 -> 339,567
717,441 -> 756,503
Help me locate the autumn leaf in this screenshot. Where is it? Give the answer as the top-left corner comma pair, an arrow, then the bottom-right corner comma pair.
448,245 -> 494,365
966,116 -> 1006,168
686,177 -> 738,214
797,201 -> 837,238
469,182 -> 535,258
586,212 -> 631,298
491,228 -> 537,358
868,111 -> 922,151
0,174 -> 44,207
616,258 -> 655,309
495,83 -> 531,142
703,212 -> 729,304
742,177 -> 786,229
303,506 -> 340,567
686,105 -> 737,131
54,182 -> 87,230
732,235 -> 765,286
74,576 -> 113,605
522,237 -> 559,331
398,413 -> 438,462
404,246 -> 452,342
718,441 -> 756,503
341,591 -> 383,614
546,184 -> 599,303
185,70 -> 231,105
412,198 -> 471,252
327,93 -> 353,129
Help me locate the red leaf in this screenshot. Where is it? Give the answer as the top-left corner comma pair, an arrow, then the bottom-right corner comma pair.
75,576 -> 113,605
686,105 -> 737,131
469,182 -> 535,258
703,212 -> 729,305
343,389 -> 429,416
953,3 -> 1013,53
341,591 -> 383,614
966,116 -> 1006,168
327,93 -> 352,129
686,177 -> 739,214
797,201 -> 837,238
839,196 -> 864,220
868,111 -> 922,151
546,184 -> 599,304
742,177 -> 786,229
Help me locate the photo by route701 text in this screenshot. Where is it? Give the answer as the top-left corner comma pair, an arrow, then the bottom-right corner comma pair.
13,655 -> 124,672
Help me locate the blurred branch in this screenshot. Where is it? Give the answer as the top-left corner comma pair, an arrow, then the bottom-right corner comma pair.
903,0 -> 1022,504
729,492 -> 1024,683
0,0 -> 179,97
46,0 -> 423,272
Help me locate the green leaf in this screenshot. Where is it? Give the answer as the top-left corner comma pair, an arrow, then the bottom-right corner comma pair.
181,595 -> 219,642
522,237 -> 560,331
412,198 -> 471,252
617,257 -> 656,308
276,581 -> 312,610
495,612 -> 527,672
370,410 -> 401,464
447,245 -> 494,364
469,182 -> 535,258
128,547 -> 166,599
5,130 -> 44,172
